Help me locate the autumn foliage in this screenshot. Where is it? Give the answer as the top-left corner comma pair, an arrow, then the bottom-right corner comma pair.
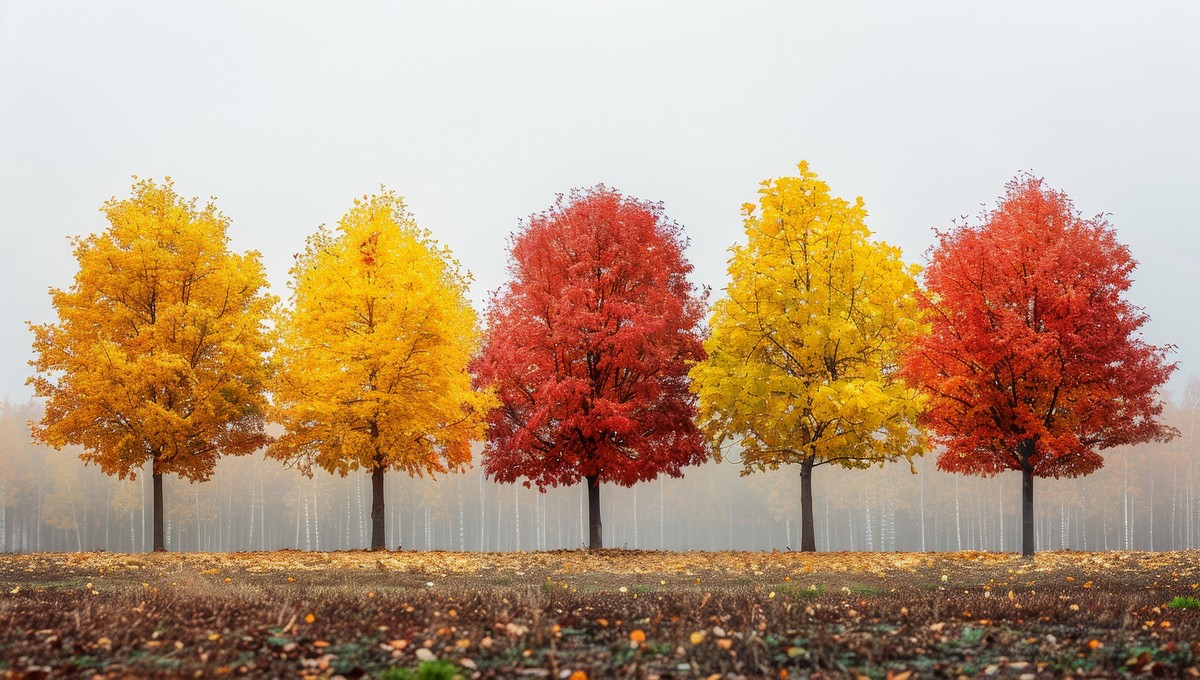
267,190 -> 489,549
474,187 -> 708,548
28,178 -> 274,551
903,174 -> 1176,556
690,162 -> 926,552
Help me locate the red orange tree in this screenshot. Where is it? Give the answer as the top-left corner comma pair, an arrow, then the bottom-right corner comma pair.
903,175 -> 1176,556
474,187 -> 709,549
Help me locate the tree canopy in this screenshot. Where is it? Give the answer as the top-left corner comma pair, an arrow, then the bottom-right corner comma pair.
29,178 -> 274,551
689,162 -> 926,551
267,189 -> 489,549
474,187 -> 709,548
902,174 -> 1177,555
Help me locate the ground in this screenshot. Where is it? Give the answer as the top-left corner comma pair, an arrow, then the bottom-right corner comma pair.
1,550 -> 1199,679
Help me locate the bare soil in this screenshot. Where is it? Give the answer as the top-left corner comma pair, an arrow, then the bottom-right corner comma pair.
2,549 -> 1199,678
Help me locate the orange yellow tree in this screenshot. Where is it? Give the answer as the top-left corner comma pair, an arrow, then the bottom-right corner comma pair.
268,190 -> 489,550
689,163 -> 926,552
28,178 -> 274,552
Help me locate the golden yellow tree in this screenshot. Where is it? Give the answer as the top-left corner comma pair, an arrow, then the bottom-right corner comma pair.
29,178 -> 274,552
268,190 -> 489,550
689,162 -> 926,552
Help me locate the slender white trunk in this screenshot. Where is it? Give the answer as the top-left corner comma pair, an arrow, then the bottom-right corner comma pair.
247,483 -> 256,549
1,482 -> 7,552
919,455 -> 926,551
294,490 -> 301,547
1060,501 -> 1070,554
659,477 -> 665,549
954,476 -> 962,551
1124,458 -> 1131,550
632,486 -> 638,549
312,483 -> 321,550
865,497 -> 874,551
358,473 -> 366,546
303,490 -> 312,550
140,472 -> 146,551
998,480 -> 1004,552
194,486 -> 201,551
479,474 -> 486,551
1149,471 -> 1155,551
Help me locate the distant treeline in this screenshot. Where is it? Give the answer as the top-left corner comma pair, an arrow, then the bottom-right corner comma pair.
3,398 -> 1197,554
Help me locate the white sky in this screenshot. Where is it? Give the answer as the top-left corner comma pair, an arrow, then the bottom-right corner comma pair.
2,1 -> 1198,401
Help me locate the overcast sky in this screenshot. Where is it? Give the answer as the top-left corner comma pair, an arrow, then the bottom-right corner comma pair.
2,1 -> 1197,402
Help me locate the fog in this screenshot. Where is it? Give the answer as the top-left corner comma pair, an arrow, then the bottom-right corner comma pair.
2,3 -> 1199,554
3,394 -> 1196,554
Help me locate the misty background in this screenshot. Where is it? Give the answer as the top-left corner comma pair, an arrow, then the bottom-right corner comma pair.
1,2 -> 1198,552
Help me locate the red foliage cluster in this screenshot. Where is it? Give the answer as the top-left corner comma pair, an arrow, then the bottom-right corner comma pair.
474,187 -> 709,490
904,174 -> 1176,479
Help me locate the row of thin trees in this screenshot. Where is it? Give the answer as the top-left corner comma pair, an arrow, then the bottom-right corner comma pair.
4,397 -> 1198,554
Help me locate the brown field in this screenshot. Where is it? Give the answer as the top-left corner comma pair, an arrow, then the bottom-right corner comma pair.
1,549 -> 1199,679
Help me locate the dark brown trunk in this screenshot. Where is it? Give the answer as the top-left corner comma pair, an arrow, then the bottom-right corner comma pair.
371,465 -> 386,550
1019,440 -> 1035,558
800,456 -> 816,552
586,474 -> 602,550
151,462 -> 165,552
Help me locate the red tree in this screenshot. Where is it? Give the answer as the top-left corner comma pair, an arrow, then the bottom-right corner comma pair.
903,174 -> 1176,556
474,187 -> 709,549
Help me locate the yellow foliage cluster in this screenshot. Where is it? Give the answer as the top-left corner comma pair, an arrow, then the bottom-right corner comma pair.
690,161 -> 926,472
28,178 -> 274,481
267,189 -> 492,478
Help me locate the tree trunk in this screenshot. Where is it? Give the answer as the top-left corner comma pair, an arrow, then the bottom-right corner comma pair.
370,464 -> 386,550
586,474 -> 602,549
152,464 -> 165,552
1019,440 -> 1035,558
800,456 -> 816,552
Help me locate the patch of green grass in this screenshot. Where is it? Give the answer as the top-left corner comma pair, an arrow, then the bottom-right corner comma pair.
1167,595 -> 1200,610
491,576 -> 513,586
849,584 -> 878,596
32,578 -> 86,591
735,576 -> 753,586
958,626 -> 984,645
380,659 -> 463,680
646,641 -> 672,656
67,655 -> 100,669
633,585 -> 653,594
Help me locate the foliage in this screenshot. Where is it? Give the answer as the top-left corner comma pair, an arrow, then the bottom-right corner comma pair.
691,161 -> 925,471
381,660 -> 463,680
267,189 -> 488,479
474,187 -> 709,490
28,177 -> 274,481
902,174 -> 1176,478
690,162 -> 925,551
1168,596 -> 1200,610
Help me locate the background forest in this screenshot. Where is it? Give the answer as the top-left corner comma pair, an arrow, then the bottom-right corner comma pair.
3,387 -> 1197,554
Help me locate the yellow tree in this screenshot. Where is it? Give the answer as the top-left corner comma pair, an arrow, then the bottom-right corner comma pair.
29,178 -> 274,552
268,190 -> 489,550
689,162 -> 926,552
